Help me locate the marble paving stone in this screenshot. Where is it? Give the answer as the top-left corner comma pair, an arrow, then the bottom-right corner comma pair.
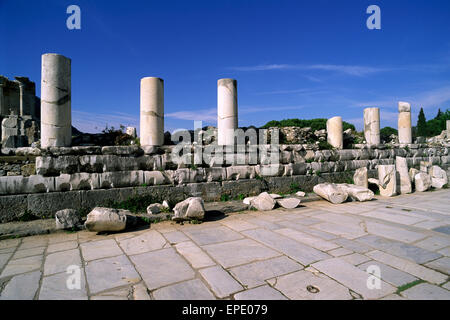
269,270 -> 352,300
220,219 -> 258,232
366,250 -> 447,284
118,230 -> 166,256
413,221 -> 449,230
133,283 -> 151,300
47,241 -> 78,254
80,239 -> 122,261
183,226 -> 243,246
152,279 -> 215,300
174,241 -> 215,269
314,212 -> 364,227
0,239 -> 20,250
12,246 -> 45,260
0,247 -> 15,254
242,228 -> 330,266
432,226 -> 450,235
39,269 -> 88,300
442,282 -> 450,290
0,254 -> 43,278
365,221 -> 427,243
90,287 -> 130,300
130,248 -> 195,290
85,254 -> 140,294
241,217 -> 283,230
425,257 -> 450,275
90,295 -> 128,300
274,228 -> 340,251
381,294 -> 407,300
48,233 -> 78,244
358,261 -> 418,287
203,239 -> 280,269
19,236 -> 48,250
199,266 -> 243,298
340,253 -> 372,266
234,285 -> 287,300
289,224 -> 339,241
44,248 -> 82,276
414,236 -> 450,251
438,247 -> 450,256
312,222 -> 367,239
356,235 -> 442,264
312,257 -> 396,299
229,256 -> 302,288
361,210 -> 425,225
401,283 -> 450,300
332,238 -> 372,254
0,270 -> 41,300
328,247 -> 353,257
0,252 -> 12,270
163,231 -> 190,244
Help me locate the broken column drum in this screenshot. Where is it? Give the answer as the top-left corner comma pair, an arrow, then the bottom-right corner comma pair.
326,116 -> 343,149
398,102 -> 412,144
41,53 -> 72,147
140,77 -> 164,146
363,107 -> 380,145
217,78 -> 238,145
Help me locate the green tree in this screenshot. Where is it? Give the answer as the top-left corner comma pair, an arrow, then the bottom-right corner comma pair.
380,126 -> 398,142
416,108 -> 428,137
435,108 -> 443,119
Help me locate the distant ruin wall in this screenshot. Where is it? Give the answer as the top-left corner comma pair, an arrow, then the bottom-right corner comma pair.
0,144 -> 449,222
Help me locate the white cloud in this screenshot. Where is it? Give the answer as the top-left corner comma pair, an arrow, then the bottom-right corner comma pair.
72,110 -> 139,133
165,108 -> 217,122
230,63 -> 388,76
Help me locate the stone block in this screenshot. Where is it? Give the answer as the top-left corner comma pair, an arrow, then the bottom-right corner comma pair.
99,170 -> 144,188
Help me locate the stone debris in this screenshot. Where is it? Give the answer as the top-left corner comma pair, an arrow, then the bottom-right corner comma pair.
162,200 -> 170,209
409,168 -> 419,183
276,198 -> 301,209
147,203 -> 164,215
84,207 -> 128,232
269,193 -> 282,199
250,192 -> 276,211
378,165 -> 397,197
353,167 -> 368,188
414,172 -> 432,192
55,209 -> 82,230
295,191 -> 306,197
336,184 -> 374,202
172,197 -> 205,221
243,196 -> 256,205
396,156 -> 412,194
313,183 -> 348,204
430,165 -> 448,189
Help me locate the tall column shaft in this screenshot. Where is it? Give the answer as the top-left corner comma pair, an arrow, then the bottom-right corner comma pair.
446,120 -> 450,137
363,107 -> 380,145
41,53 -> 72,147
217,78 -> 238,145
398,101 -> 412,144
140,77 -> 164,146
326,116 -> 343,149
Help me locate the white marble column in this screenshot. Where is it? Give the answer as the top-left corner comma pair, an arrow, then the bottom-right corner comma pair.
140,77 -> 164,146
363,107 -> 380,145
217,78 -> 238,145
447,120 -> 450,137
398,102 -> 412,144
326,116 -> 343,149
41,53 -> 72,147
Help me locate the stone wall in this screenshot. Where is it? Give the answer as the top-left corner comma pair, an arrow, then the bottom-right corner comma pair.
0,144 -> 449,222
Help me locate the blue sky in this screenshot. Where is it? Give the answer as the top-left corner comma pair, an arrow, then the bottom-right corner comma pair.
1,0 -> 450,133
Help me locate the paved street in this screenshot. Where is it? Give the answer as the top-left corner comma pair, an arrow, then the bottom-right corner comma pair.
1,190 -> 450,300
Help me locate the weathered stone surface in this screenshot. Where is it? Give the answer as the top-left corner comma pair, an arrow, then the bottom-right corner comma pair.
172,197 -> 205,221
295,191 -> 306,197
396,156 -> 412,194
326,116 -> 343,149
276,197 -> 301,209
199,265 -> 243,298
250,192 -> 276,211
313,183 -> 348,204
420,160 -> 432,173
415,172 -> 432,192
217,79 -> 238,146
401,283 -> 450,300
336,184 -> 374,202
84,207 -> 128,232
55,209 -> 81,230
409,168 -> 419,183
364,107 -> 380,145
398,101 -> 412,144
0,270 -> 41,300
430,165 -> 448,189
234,285 -> 287,300
147,203 -> 164,214
243,196 -> 256,205
153,279 -> 214,300
378,164 -> 397,197
353,167 -> 368,188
